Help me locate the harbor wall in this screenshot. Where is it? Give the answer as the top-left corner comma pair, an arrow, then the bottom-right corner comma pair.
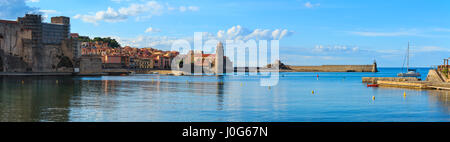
362,77 -> 420,83
361,70 -> 450,90
426,69 -> 446,83
288,64 -> 377,72
79,55 -> 102,74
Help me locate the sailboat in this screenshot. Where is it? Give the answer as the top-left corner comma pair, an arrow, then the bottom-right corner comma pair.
397,42 -> 421,77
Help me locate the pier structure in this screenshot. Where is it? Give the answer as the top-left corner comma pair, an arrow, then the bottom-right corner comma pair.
363,77 -> 450,90
363,58 -> 450,90
436,58 -> 450,82
283,64 -> 378,72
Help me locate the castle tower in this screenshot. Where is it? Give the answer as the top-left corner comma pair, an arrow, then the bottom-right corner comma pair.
18,14 -> 43,46
215,42 -> 224,75
51,16 -> 70,25
51,16 -> 70,39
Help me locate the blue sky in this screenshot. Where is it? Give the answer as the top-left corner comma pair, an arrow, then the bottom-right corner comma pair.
2,0 -> 450,67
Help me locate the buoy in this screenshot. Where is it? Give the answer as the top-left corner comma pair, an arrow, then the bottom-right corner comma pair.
403,91 -> 406,97
21,80 -> 24,84
312,90 -> 315,94
56,80 -> 59,84
372,96 -> 376,100
241,83 -> 243,86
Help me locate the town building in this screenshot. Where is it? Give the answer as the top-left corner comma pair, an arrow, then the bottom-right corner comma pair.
102,55 -> 130,69
134,58 -> 154,69
81,42 -> 179,70
178,42 -> 233,74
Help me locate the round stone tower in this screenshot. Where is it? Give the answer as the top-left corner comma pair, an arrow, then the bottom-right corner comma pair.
215,42 -> 224,75
372,60 -> 378,72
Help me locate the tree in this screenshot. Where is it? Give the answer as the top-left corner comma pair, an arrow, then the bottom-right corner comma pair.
92,37 -> 121,48
78,36 -> 91,42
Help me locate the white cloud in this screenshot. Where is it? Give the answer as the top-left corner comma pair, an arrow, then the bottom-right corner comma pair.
188,6 -> 199,12
0,0 -> 38,19
115,25 -> 294,49
145,27 -> 161,33
110,0 -> 130,3
216,25 -> 294,41
75,1 -> 199,24
304,2 -> 320,8
313,45 -> 360,53
26,0 -> 40,2
178,6 -> 199,12
74,7 -> 128,25
73,1 -> 175,24
119,2 -> 163,16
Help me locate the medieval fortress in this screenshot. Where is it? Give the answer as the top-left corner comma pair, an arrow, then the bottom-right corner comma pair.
0,14 -> 80,73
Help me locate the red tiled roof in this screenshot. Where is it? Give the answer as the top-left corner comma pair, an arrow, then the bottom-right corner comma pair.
70,33 -> 79,38
202,54 -> 215,57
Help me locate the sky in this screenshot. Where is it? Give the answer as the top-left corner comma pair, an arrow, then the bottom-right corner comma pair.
1,0 -> 450,67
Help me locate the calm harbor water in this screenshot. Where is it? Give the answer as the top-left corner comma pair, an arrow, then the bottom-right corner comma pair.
0,68 -> 449,122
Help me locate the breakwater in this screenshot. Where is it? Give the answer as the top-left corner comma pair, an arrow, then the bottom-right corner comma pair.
236,64 -> 378,73
363,69 -> 450,90
286,64 -> 377,72
362,77 -> 420,83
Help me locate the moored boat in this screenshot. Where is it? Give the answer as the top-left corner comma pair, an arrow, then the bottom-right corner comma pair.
397,42 -> 421,78
397,69 -> 421,77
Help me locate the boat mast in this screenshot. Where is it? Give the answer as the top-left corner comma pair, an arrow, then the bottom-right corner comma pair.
407,41 -> 410,71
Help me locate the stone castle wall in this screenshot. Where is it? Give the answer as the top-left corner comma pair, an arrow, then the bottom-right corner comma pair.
0,22 -> 33,72
0,15 -> 76,73
79,55 -> 102,74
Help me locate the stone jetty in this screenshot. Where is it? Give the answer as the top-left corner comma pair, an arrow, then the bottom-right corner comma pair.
362,77 -> 420,84
363,68 -> 450,90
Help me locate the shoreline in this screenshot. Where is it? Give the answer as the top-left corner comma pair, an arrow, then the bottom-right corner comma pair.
0,67 -> 428,76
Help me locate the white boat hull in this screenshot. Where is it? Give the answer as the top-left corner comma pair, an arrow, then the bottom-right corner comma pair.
397,72 -> 421,77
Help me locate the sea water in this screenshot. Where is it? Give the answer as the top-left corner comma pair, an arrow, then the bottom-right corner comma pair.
0,68 -> 448,122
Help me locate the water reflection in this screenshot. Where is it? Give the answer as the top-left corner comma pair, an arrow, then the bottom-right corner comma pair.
0,73 -> 449,122
216,76 -> 225,111
65,75 -> 229,121
0,76 -> 78,122
428,90 -> 450,114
